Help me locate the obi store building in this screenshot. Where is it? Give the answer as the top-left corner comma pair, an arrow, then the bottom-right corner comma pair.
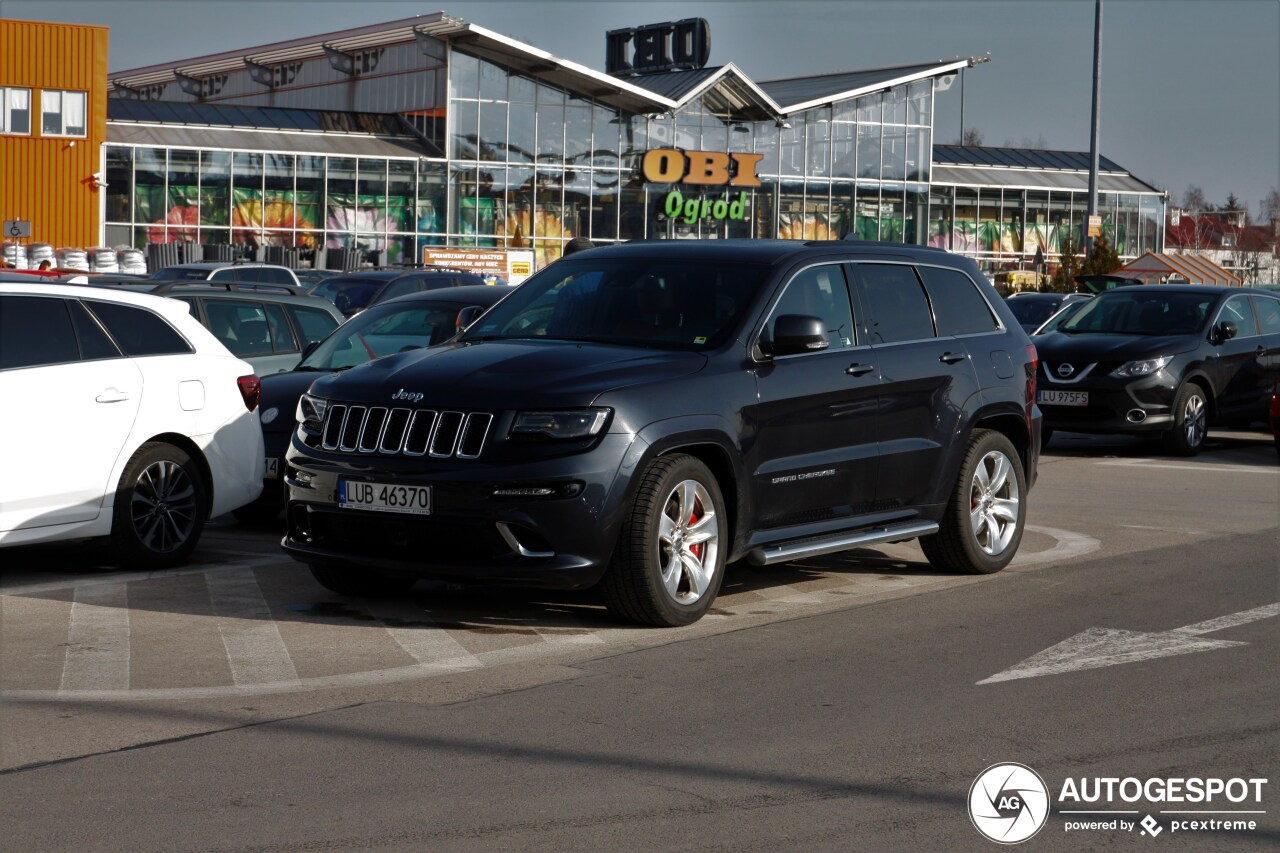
101,12 -> 1167,272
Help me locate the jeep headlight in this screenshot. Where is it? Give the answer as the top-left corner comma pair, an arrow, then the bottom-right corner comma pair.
509,409 -> 611,440
1111,356 -> 1172,378
296,393 -> 329,433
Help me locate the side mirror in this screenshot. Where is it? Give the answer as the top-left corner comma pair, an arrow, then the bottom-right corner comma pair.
767,314 -> 830,357
300,340 -> 320,361
456,305 -> 485,332
1213,320 -> 1238,343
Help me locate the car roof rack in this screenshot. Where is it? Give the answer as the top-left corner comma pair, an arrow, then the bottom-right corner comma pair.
150,280 -> 308,296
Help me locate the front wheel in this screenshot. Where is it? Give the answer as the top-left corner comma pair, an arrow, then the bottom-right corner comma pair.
1162,383 -> 1208,456
111,442 -> 208,570
601,454 -> 726,627
920,429 -> 1026,575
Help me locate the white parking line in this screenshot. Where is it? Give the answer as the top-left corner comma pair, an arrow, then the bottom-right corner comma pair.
1096,459 -> 1279,475
205,569 -> 301,688
0,556 -> 295,596
60,582 -> 130,693
383,620 -> 485,669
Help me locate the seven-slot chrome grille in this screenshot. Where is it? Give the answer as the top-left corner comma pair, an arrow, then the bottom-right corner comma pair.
320,405 -> 493,459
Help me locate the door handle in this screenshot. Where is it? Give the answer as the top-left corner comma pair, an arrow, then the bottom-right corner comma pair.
939,352 -> 967,365
845,363 -> 875,377
95,388 -> 131,403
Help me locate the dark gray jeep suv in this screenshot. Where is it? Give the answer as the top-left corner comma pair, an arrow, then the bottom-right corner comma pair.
282,240 -> 1042,626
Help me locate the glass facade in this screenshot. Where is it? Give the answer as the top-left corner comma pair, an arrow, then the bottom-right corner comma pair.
103,45 -> 1164,272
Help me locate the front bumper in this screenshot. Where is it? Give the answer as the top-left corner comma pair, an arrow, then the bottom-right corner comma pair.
1037,368 -> 1179,434
280,432 -> 636,589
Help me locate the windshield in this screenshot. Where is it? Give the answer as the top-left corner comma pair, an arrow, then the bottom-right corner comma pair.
1034,300 -> 1090,334
299,302 -> 467,370
1006,296 -> 1063,328
1059,291 -> 1214,336
461,257 -> 769,350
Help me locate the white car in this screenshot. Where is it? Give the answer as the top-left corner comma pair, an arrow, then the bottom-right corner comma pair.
0,284 -> 264,568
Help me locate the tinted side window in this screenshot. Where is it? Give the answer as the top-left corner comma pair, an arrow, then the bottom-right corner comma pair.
1219,294 -> 1257,337
209,268 -> 235,282
916,266 -> 998,336
854,264 -> 936,344
288,305 -> 339,345
767,264 -> 855,349
382,278 -> 422,301
1251,296 -> 1280,334
68,301 -> 122,361
0,296 -> 79,368
264,303 -> 298,352
204,300 -> 273,357
86,301 -> 193,356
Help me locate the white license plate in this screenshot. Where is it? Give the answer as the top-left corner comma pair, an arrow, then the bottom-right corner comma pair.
339,480 -> 432,515
264,457 -> 280,480
1038,390 -> 1089,407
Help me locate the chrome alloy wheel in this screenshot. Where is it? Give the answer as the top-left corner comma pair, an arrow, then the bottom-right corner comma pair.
130,460 -> 198,554
969,450 -> 1021,556
656,479 -> 720,605
1183,392 -> 1207,448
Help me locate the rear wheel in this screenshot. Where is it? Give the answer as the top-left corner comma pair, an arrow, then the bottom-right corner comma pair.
921,429 -> 1026,575
308,563 -> 417,596
1162,382 -> 1208,456
111,442 -> 207,570
601,454 -> 726,627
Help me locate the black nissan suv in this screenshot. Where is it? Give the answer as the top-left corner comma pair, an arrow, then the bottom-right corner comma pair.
1034,285 -> 1280,454
282,240 -> 1041,626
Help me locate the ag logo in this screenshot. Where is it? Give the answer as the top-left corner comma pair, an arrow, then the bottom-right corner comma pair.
968,763 -> 1050,844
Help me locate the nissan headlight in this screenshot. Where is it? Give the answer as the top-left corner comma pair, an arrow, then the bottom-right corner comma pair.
1111,356 -> 1172,378
296,393 -> 329,432
509,409 -> 611,440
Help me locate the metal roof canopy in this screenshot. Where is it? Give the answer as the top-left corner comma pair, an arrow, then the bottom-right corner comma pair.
931,164 -> 1162,195
758,58 -> 974,114
933,144 -> 1125,172
106,122 -> 434,160
108,11 -> 979,118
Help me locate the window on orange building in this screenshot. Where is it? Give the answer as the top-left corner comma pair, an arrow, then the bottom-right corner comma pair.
40,89 -> 86,137
1,87 -> 31,135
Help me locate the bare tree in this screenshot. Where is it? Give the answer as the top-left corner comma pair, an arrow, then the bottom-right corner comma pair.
952,127 -> 984,147
1181,185 -> 1210,212
1001,134 -> 1049,149
1261,188 -> 1280,223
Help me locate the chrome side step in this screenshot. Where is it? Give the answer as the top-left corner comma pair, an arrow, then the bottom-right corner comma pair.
746,521 -> 939,566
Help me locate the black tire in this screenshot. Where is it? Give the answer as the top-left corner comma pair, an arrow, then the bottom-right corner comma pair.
600,454 -> 727,627
920,429 -> 1027,575
232,491 -> 282,526
1040,426 -> 1054,450
111,442 -> 208,570
308,563 -> 416,596
1162,382 -> 1208,457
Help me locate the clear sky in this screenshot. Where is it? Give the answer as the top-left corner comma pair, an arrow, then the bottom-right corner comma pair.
6,0 -> 1278,216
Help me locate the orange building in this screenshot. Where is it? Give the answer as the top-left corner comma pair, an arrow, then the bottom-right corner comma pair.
0,18 -> 108,250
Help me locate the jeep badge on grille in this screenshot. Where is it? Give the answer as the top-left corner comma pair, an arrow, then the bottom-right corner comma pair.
392,389 -> 425,403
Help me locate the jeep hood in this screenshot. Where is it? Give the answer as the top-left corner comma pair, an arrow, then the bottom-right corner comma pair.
306,339 -> 707,409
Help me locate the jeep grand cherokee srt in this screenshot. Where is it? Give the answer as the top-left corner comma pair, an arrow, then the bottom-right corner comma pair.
282,240 -> 1041,626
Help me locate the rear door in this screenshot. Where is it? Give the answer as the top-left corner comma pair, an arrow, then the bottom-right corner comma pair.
0,295 -> 141,530
849,262 -> 983,511
745,262 -> 880,530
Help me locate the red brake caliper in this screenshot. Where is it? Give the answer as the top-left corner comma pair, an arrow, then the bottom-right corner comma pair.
688,501 -> 703,561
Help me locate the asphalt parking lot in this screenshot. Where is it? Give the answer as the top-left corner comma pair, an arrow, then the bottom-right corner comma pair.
1,429 -> 1276,850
